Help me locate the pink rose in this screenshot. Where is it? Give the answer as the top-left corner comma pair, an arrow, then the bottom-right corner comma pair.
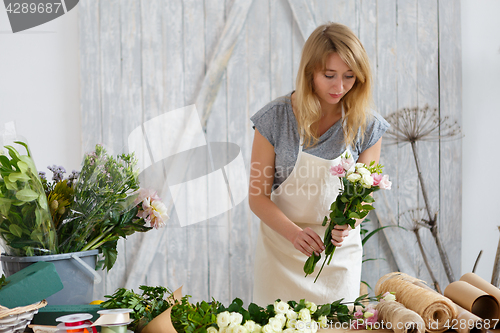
378,175 -> 392,190
372,173 -> 383,186
341,154 -> 355,171
330,164 -> 346,177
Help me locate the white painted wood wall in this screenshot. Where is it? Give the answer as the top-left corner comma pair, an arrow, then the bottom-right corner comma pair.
80,0 -> 462,305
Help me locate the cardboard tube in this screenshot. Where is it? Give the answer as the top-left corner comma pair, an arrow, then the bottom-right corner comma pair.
444,281 -> 499,321
413,281 -> 484,333
461,273 -> 500,319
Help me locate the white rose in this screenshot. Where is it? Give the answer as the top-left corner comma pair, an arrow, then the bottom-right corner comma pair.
274,301 -> 290,314
254,324 -> 262,333
286,310 -> 298,321
360,173 -> 374,188
244,320 -> 257,333
318,316 -> 328,329
220,327 -> 228,333
310,321 -> 319,333
357,166 -> 371,176
283,329 -> 295,333
298,308 -> 311,322
305,302 -> 317,314
227,324 -> 239,333
269,317 -> 283,332
275,313 -> 286,328
262,324 -> 274,333
383,291 -> 396,302
355,163 -> 366,169
208,327 -> 219,333
218,311 -> 231,328
295,320 -> 305,332
346,172 -> 361,183
235,325 -> 249,333
230,312 -> 243,326
286,319 -> 297,329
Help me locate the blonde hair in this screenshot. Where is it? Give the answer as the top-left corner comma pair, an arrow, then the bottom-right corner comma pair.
294,22 -> 373,148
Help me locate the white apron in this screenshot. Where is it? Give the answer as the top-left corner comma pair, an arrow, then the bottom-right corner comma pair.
252,136 -> 362,305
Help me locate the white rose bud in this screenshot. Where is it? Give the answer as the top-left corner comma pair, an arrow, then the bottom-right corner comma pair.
269,317 -> 283,332
355,163 -> 365,169
275,313 -> 286,328
274,301 -> 290,314
286,319 -> 297,329
262,324 -> 274,333
383,291 -> 396,302
218,311 -> 231,328
220,327 -> 228,333
298,308 -> 311,322
318,316 -> 328,328
227,324 -> 239,333
310,321 -> 319,333
305,302 -> 317,314
244,320 -> 256,333
230,312 -> 243,326
360,173 -> 374,188
254,324 -> 262,333
208,327 -> 219,333
357,166 -> 371,176
235,325 -> 249,333
283,329 -> 295,333
286,310 -> 298,321
346,173 -> 361,183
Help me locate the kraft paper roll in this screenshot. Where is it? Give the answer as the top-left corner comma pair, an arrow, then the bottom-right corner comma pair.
444,281 -> 499,321
375,300 -> 425,333
141,286 -> 183,333
413,280 -> 483,333
375,272 -> 457,333
460,272 -> 500,319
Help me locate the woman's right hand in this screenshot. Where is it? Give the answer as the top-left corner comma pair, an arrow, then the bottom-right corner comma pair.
291,227 -> 325,257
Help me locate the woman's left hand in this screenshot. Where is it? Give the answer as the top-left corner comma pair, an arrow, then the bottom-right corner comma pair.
331,224 -> 351,247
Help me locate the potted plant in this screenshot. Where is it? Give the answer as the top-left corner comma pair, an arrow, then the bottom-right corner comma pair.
0,141 -> 168,305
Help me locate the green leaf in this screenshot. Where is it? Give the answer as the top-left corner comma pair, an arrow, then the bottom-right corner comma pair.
348,212 -> 360,219
8,172 -> 30,182
0,155 -> 11,169
363,195 -> 375,203
0,198 -> 13,216
362,225 -> 406,246
361,204 -> 375,211
15,189 -> 39,202
9,224 -> 23,237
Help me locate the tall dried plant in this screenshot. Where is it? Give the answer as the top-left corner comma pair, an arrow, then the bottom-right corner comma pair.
384,106 -> 461,285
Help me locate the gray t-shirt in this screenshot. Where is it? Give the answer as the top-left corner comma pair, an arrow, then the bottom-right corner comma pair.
250,92 -> 390,190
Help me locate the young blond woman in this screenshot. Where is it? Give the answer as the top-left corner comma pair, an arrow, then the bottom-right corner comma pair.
249,22 -> 389,305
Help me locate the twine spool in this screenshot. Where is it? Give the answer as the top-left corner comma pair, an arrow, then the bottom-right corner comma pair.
376,301 -> 425,333
375,272 -> 457,333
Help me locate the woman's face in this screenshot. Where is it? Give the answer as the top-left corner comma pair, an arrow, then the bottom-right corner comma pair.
312,52 -> 356,109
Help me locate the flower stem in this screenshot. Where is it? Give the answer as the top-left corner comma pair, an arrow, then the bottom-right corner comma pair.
314,246 -> 336,283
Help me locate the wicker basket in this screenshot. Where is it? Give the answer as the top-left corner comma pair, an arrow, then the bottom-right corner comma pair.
0,300 -> 47,333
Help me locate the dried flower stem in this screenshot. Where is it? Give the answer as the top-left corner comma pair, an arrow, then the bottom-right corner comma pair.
414,227 -> 442,294
491,226 -> 500,287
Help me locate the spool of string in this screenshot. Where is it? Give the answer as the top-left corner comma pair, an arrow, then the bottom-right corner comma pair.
375,272 -> 457,333
55,313 -> 97,333
375,300 -> 425,333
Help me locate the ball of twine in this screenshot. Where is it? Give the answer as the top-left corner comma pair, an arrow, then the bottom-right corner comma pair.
376,300 -> 425,333
375,272 -> 457,333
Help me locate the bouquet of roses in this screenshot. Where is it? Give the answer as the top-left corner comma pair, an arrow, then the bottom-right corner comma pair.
303,152 -> 392,282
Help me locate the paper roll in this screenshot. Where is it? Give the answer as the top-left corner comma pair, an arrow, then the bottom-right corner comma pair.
375,272 -> 457,333
412,280 -> 483,333
461,273 -> 500,319
141,286 -> 183,333
375,301 -> 425,333
444,281 -> 499,321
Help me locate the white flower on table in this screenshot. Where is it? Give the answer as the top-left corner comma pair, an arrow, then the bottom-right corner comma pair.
275,313 -> 286,328
217,311 -> 231,328
274,300 -> 290,314
230,312 -> 243,326
305,301 -> 317,314
286,309 -> 298,321
298,308 -> 311,322
207,327 -> 218,333
262,324 -> 274,333
244,320 -> 257,333
269,317 -> 283,332
318,316 -> 328,329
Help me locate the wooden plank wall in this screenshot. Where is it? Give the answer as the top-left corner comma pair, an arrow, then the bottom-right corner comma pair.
80,0 -> 462,304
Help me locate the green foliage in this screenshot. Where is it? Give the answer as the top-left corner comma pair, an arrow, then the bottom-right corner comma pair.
171,296 -> 221,333
0,274 -> 9,290
101,285 -> 173,333
0,142 -> 57,256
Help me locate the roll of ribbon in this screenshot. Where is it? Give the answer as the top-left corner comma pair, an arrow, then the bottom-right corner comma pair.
375,272 -> 457,333
92,309 -> 133,326
101,325 -> 128,333
55,313 -> 97,333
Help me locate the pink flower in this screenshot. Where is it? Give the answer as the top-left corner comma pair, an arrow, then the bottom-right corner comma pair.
341,154 -> 355,171
351,319 -> 365,330
354,309 -> 364,319
135,188 -> 168,228
372,173 -> 383,186
378,175 -> 392,190
134,188 -> 161,205
330,164 -> 346,177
